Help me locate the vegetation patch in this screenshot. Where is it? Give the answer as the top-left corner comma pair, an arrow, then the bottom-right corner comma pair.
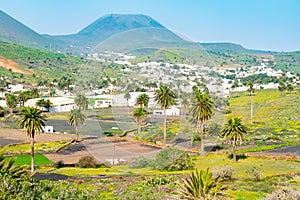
5,154 -> 53,166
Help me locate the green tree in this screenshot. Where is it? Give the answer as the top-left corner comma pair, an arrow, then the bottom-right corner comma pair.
29,88 -> 39,98
154,85 -> 175,146
35,99 -> 46,109
6,93 -> 17,116
68,108 -> 86,141
136,93 -> 149,108
75,94 -> 89,110
133,107 -> 147,135
124,92 -> 131,106
220,117 -> 247,162
17,91 -> 28,107
278,82 -> 286,97
190,88 -> 214,155
178,168 -> 225,200
287,83 -> 294,95
18,107 -> 46,173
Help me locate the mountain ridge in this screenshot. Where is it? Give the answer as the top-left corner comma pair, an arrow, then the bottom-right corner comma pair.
0,10 -> 289,55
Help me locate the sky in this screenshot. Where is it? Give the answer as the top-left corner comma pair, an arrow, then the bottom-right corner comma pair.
0,0 -> 299,51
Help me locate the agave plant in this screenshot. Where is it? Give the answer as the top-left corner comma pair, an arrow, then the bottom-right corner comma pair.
178,168 -> 225,200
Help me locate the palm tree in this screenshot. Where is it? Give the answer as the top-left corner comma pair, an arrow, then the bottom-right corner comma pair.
220,117 -> 247,162
68,108 -> 86,141
178,168 -> 225,200
246,82 -> 255,124
18,91 -> 28,107
133,107 -> 148,135
6,93 -> 17,116
18,107 -> 46,173
154,85 -> 175,146
190,88 -> 214,155
124,92 -> 131,106
136,93 -> 149,108
75,94 -> 89,110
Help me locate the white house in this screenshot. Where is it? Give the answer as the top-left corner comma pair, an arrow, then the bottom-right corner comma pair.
94,98 -> 112,108
8,84 -> 24,93
25,97 -> 76,112
153,106 -> 180,116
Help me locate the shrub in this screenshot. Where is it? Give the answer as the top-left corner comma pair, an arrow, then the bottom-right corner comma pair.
53,160 -> 65,169
228,153 -> 247,161
129,156 -> 149,168
76,156 -> 98,168
262,188 -> 300,200
212,165 -> 233,181
246,166 -> 263,181
151,148 -> 193,171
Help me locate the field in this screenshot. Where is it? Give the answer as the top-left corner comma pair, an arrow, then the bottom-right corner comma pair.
5,154 -> 53,166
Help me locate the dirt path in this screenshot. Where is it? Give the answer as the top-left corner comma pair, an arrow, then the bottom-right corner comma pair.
0,56 -> 31,74
0,129 -> 74,146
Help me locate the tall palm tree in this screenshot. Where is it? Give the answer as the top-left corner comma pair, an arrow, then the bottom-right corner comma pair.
133,107 -> 148,135
68,108 -> 86,141
75,94 -> 89,110
154,85 -> 175,146
18,107 -> 46,173
220,117 -> 247,162
136,93 -> 149,108
190,88 -> 214,155
246,82 -> 255,124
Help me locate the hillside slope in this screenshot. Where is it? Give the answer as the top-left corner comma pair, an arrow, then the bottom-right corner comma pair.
0,10 -> 59,49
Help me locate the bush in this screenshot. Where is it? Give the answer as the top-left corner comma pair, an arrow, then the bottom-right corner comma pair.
129,156 -> 149,168
262,188 -> 300,200
54,160 -> 65,169
76,156 -> 98,168
228,153 -> 247,161
151,148 -> 193,171
212,165 -> 233,181
246,166 -> 263,181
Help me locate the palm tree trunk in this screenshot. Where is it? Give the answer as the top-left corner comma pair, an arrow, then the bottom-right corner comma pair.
163,107 -> 167,147
233,141 -> 237,162
250,95 -> 253,124
76,126 -> 79,141
200,119 -> 205,155
31,136 -> 35,174
138,120 -> 141,135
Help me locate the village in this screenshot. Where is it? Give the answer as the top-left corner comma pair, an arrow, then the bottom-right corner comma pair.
1,51 -> 299,120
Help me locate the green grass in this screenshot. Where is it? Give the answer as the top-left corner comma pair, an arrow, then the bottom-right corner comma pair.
5,154 -> 53,166
237,141 -> 300,153
43,154 -> 300,179
193,154 -> 300,179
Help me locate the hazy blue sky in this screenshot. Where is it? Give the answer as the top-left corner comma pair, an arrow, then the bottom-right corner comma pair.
0,0 -> 299,51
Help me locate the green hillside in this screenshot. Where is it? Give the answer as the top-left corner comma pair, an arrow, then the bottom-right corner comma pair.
0,41 -> 81,83
274,51 -> 300,74
0,10 -> 60,50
